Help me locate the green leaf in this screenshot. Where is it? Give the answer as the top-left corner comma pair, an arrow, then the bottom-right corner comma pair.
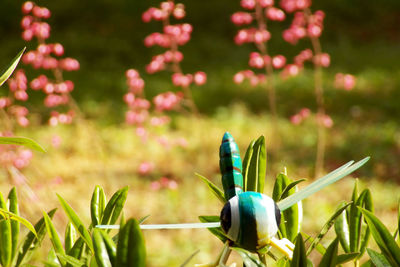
116,219 -> 146,267
198,215 -> 228,243
67,237 -> 85,260
92,229 -> 113,267
318,238 -> 338,267
196,173 -> 226,204
233,248 -> 265,267
91,186 -> 106,227
358,189 -> 373,257
15,208 -> 56,266
0,47 -> 25,87
302,233 -> 326,255
278,157 -> 369,211
7,187 -> 19,260
273,173 -> 302,242
336,252 -> 360,264
43,211 -> 66,266
290,234 -> 307,267
360,208 -> 400,266
65,223 -> 77,253
366,248 -> 392,267
279,179 -> 307,202
0,208 -> 37,237
57,194 -> 94,252
307,202 -> 351,255
0,136 -> 46,153
245,136 -> 266,193
101,187 -> 128,226
242,139 -> 255,191
56,253 -> 85,267
334,202 -> 350,253
180,250 -> 199,267
0,218 -> 12,267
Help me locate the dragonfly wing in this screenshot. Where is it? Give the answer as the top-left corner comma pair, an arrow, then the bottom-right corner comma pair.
277,157 -> 370,211
96,222 -> 221,230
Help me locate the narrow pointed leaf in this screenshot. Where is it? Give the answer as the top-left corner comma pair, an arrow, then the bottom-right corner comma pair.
336,252 -> 360,264
358,189 -> 373,257
0,137 -> 45,153
7,187 -> 19,260
302,233 -> 326,255
99,230 -> 116,265
366,248 -> 392,267
307,202 -> 351,255
291,234 -> 307,267
0,47 -> 25,87
65,223 -> 77,253
57,194 -> 93,252
43,212 -> 66,266
278,158 -> 369,211
360,208 -> 400,266
233,248 -> 265,267
15,208 -> 56,266
116,219 -> 146,267
318,238 -> 338,267
273,173 -> 302,242
334,202 -> 350,253
279,179 -> 307,202
246,136 -> 266,193
101,187 -> 128,226
196,173 -> 226,203
67,237 -> 85,259
0,218 -> 12,267
242,140 -> 255,191
56,253 -> 85,267
138,215 -> 150,224
0,208 -> 37,237
180,250 -> 199,267
91,186 -> 106,227
199,215 -> 228,243
92,229 -> 113,267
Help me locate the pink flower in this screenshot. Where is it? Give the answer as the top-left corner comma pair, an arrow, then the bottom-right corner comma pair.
334,73 -> 356,90
231,12 -> 253,25
240,0 -> 256,9
138,161 -> 155,175
290,114 -> 302,125
150,181 -> 161,191
51,135 -> 62,147
265,7 -> 286,21
194,71 -> 207,85
272,55 -> 286,69
313,53 -> 330,67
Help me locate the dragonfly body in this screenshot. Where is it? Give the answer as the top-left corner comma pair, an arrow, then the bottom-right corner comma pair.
220,132 -> 244,200
220,191 -> 281,252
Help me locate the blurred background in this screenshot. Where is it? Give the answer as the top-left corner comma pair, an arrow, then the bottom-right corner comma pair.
0,0 -> 400,265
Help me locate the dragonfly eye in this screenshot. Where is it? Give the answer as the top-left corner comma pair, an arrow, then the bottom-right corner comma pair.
220,202 -> 231,234
274,202 -> 281,227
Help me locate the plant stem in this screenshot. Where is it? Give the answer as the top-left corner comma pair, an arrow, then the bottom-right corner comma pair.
304,8 -> 326,178
254,2 -> 280,155
259,253 -> 267,266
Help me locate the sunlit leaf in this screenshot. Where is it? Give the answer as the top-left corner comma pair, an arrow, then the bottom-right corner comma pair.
245,136 -> 266,193
7,187 -> 19,260
43,212 -> 66,266
57,194 -> 93,252
0,208 -> 37,237
65,223 -> 77,253
180,250 -> 199,267
116,219 -> 146,267
15,209 -> 56,266
336,252 -> 360,265
360,208 -> 400,266
290,234 -> 307,267
318,238 -> 338,267
196,173 -> 225,204
307,202 -> 351,255
334,202 -> 350,253
101,186 -> 128,227
242,139 -> 255,191
0,218 -> 12,267
0,136 -> 45,152
91,186 -> 106,227
366,248 -> 392,267
92,229 -> 113,267
233,248 -> 265,267
0,47 -> 25,87
56,253 -> 85,267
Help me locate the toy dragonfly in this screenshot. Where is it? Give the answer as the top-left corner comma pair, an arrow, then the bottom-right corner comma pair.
98,132 -> 369,265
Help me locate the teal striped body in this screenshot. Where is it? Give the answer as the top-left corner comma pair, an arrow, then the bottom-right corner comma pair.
220,192 -> 280,252
219,132 -> 243,200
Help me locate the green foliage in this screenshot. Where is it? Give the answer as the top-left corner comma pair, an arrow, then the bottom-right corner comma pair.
290,234 -> 308,267
360,208 -> 400,266
0,137 -> 45,153
334,179 -> 373,259
243,136 -> 266,193
196,173 -> 226,204
0,48 -> 25,87
272,173 -> 303,242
